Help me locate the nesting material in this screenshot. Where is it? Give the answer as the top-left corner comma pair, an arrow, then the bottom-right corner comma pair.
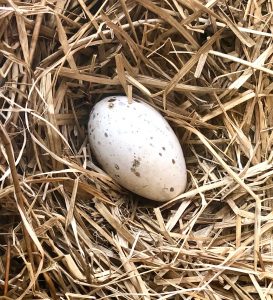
1,1 -> 273,299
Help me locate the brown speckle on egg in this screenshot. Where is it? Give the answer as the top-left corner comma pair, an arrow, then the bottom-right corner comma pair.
104,132 -> 108,137
130,169 -> 140,177
131,158 -> 141,177
132,158 -> 140,168
115,164 -> 119,170
172,159 -> 175,164
170,187 -> 174,192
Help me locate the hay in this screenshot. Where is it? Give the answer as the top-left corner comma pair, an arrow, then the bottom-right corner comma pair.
1,0 -> 273,299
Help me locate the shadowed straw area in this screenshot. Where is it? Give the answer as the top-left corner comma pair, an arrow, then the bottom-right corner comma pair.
1,0 -> 273,299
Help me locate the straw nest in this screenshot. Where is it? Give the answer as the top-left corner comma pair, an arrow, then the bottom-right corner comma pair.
1,1 -> 273,299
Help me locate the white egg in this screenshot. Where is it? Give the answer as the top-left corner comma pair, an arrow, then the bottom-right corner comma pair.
88,95 -> 187,202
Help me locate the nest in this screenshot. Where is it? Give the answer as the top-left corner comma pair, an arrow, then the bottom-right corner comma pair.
1,0 -> 273,299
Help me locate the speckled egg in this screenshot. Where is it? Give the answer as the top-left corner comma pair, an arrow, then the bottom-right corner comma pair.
88,95 -> 187,202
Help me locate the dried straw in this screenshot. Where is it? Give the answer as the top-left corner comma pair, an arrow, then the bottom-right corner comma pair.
1,0 -> 273,299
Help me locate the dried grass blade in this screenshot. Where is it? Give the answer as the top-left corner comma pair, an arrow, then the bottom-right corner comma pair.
58,67 -> 119,85
55,14 -> 77,70
43,73 -> 63,169
29,0 -> 46,64
209,50 -> 273,76
154,207 -> 174,243
3,238 -> 11,295
15,13 -> 30,65
202,91 -> 256,122
63,254 -> 85,280
120,0 -> 138,42
194,52 -> 208,78
126,74 -> 151,96
115,54 -> 129,96
65,177 -> 79,230
137,74 -> 225,94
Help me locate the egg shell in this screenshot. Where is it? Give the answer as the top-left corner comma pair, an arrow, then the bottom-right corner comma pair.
88,95 -> 187,202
